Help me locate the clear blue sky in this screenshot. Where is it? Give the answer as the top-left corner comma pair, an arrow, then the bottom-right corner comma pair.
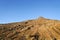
0,0 -> 60,24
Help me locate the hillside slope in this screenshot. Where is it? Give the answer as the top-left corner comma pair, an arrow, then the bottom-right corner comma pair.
0,17 -> 60,40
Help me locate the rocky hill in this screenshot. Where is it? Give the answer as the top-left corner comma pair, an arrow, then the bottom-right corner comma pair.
0,17 -> 60,40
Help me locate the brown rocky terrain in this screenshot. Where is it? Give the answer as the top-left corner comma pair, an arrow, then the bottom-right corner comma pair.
0,17 -> 60,40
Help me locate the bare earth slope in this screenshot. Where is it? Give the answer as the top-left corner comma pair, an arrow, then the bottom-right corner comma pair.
0,17 -> 60,40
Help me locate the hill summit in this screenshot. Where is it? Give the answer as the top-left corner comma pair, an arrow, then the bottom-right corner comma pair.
0,17 -> 60,40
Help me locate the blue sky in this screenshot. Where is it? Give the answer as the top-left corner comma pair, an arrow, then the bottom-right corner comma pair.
0,0 -> 60,24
